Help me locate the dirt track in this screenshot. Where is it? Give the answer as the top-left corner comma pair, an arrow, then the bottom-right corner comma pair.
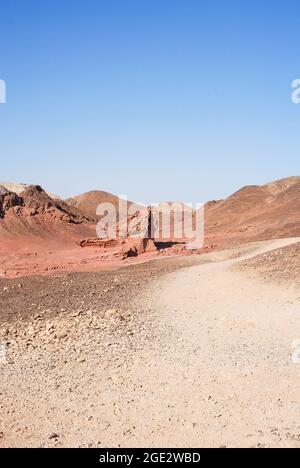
0,238 -> 300,447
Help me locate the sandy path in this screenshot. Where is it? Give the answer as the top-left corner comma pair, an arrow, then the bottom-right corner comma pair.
134,237 -> 300,447
1,238 -> 300,447
97,237 -> 300,448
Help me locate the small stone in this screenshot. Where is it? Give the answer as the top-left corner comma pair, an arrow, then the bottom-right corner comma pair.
105,309 -> 118,317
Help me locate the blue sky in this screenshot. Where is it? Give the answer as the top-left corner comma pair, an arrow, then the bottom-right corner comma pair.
0,0 -> 299,203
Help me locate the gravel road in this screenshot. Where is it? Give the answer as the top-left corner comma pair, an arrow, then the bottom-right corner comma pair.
0,238 -> 299,447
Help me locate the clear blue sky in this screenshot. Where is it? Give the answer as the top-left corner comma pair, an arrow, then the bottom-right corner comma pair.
0,0 -> 299,204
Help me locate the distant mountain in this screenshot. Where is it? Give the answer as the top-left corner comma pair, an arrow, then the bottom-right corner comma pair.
0,185 -> 94,242
1,176 -> 299,248
262,176 -> 300,195
205,176 -> 300,246
65,190 -> 142,220
0,182 -> 60,200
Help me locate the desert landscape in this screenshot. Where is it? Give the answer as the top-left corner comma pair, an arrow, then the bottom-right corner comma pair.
0,176 -> 299,447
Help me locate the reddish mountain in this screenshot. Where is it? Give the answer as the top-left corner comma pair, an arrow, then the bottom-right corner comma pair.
1,176 -> 299,255
65,191 -> 141,221
262,176 -> 300,195
205,177 -> 300,246
0,177 -> 299,278
0,185 -> 95,242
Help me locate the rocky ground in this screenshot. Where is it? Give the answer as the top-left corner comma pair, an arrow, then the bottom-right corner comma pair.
0,238 -> 300,448
239,242 -> 300,290
0,255 -> 205,448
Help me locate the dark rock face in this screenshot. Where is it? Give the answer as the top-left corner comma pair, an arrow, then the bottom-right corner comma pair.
0,185 -> 94,224
21,185 -> 54,213
0,190 -> 23,219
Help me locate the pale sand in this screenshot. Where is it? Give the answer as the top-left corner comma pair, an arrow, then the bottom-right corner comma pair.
1,238 -> 300,447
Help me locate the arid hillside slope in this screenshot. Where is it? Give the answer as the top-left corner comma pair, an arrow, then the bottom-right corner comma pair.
205,176 -> 300,246
65,191 -> 141,220
240,241 -> 300,288
263,176 -> 300,195
0,182 -> 60,200
0,185 -> 95,242
0,176 -> 299,278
